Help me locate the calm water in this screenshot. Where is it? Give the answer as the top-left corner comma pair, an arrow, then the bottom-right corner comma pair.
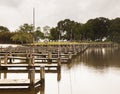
0,47 -> 120,94
45,47 -> 120,94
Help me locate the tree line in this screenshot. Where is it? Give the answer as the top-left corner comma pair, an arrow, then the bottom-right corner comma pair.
0,17 -> 120,44
0,24 -> 44,44
50,17 -> 120,43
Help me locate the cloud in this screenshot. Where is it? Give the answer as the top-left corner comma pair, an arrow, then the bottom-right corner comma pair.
0,0 -> 24,7
0,0 -> 120,31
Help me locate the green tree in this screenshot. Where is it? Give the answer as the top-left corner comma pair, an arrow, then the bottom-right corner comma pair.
84,17 -> 110,41
109,18 -> 120,43
0,26 -> 10,32
35,27 -> 44,41
0,26 -> 13,43
19,23 -> 34,33
11,31 -> 33,44
56,19 -> 82,41
11,23 -> 34,44
50,27 -> 60,40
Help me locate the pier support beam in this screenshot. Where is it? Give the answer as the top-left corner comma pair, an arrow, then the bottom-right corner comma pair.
0,58 -> 1,66
3,54 -> 8,70
40,66 -> 45,89
57,58 -> 61,81
29,67 -> 35,89
4,54 -> 8,65
9,52 -> 12,64
48,52 -> 52,63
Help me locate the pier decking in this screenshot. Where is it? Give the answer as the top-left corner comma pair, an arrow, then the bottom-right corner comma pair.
1,43 -> 116,92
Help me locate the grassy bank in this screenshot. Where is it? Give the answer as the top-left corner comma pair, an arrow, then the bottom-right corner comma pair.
29,41 -> 115,46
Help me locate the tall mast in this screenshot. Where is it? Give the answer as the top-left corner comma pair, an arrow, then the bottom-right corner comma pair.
33,8 -> 35,29
32,8 -> 35,44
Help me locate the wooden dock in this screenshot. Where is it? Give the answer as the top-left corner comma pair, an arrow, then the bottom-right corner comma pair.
0,44 -> 90,92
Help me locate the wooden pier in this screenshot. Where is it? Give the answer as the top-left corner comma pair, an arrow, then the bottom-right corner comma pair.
0,44 -> 90,92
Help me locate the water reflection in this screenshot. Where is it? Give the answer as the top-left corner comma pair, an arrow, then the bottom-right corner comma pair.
67,47 -> 120,70
0,47 -> 120,94
60,47 -> 120,94
83,47 -> 120,69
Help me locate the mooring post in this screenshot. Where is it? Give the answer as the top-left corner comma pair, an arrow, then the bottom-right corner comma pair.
28,52 -> 35,79
48,51 -> 52,63
68,52 -> 72,62
28,50 -> 35,89
4,70 -> 7,79
0,57 -> 1,71
0,58 -> 1,66
40,66 -> 45,89
29,67 -> 35,89
26,50 -> 29,63
9,51 -> 12,64
29,52 -> 34,64
4,54 -> 8,70
4,54 -> 8,65
28,57 -> 31,79
69,53 -> 72,59
0,46 -> 2,52
0,71 -> 1,79
57,57 -> 61,81
74,45 -> 77,55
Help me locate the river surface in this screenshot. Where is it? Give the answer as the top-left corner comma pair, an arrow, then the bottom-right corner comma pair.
0,46 -> 120,94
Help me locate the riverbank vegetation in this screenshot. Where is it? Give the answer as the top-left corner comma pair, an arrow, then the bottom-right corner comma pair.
0,17 -> 120,44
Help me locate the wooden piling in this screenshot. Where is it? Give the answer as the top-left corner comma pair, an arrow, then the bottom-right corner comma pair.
48,52 -> 52,63
9,52 -> 12,63
30,53 -> 34,64
4,54 -> 8,65
29,67 -> 35,89
40,66 -> 45,88
0,58 -> 1,66
69,53 -> 72,59
57,58 -> 61,81
4,70 -> 7,79
0,58 -> 1,79
4,54 -> 8,70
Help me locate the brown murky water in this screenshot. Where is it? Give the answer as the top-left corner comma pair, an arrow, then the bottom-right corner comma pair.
0,46 -> 120,94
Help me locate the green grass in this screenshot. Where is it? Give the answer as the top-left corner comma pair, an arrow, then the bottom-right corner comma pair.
34,41 -> 79,45
31,41 -> 114,45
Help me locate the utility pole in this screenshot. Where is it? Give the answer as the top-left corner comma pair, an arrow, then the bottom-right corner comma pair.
31,8 -> 35,65
32,8 -> 35,44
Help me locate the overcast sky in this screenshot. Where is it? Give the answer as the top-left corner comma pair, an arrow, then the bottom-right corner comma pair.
0,0 -> 120,31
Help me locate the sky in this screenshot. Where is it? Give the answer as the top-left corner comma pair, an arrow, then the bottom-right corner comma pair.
0,0 -> 120,31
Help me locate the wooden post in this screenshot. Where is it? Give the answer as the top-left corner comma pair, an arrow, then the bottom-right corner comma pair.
4,54 -> 8,70
30,52 -> 35,64
57,58 -> 61,81
68,53 -> 72,62
4,54 -> 8,65
9,58 -> 12,64
48,52 -> 52,63
0,58 -> 1,66
0,58 -> 1,79
28,56 -> 31,79
65,47 -> 67,54
40,66 -> 45,88
29,49 -> 35,88
9,51 -> 12,63
0,46 -> 1,52
69,53 -> 72,59
74,47 -> 77,55
4,70 -> 7,79
28,53 -> 35,79
29,67 -> 35,89
26,50 -> 29,63
0,71 -> 1,79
